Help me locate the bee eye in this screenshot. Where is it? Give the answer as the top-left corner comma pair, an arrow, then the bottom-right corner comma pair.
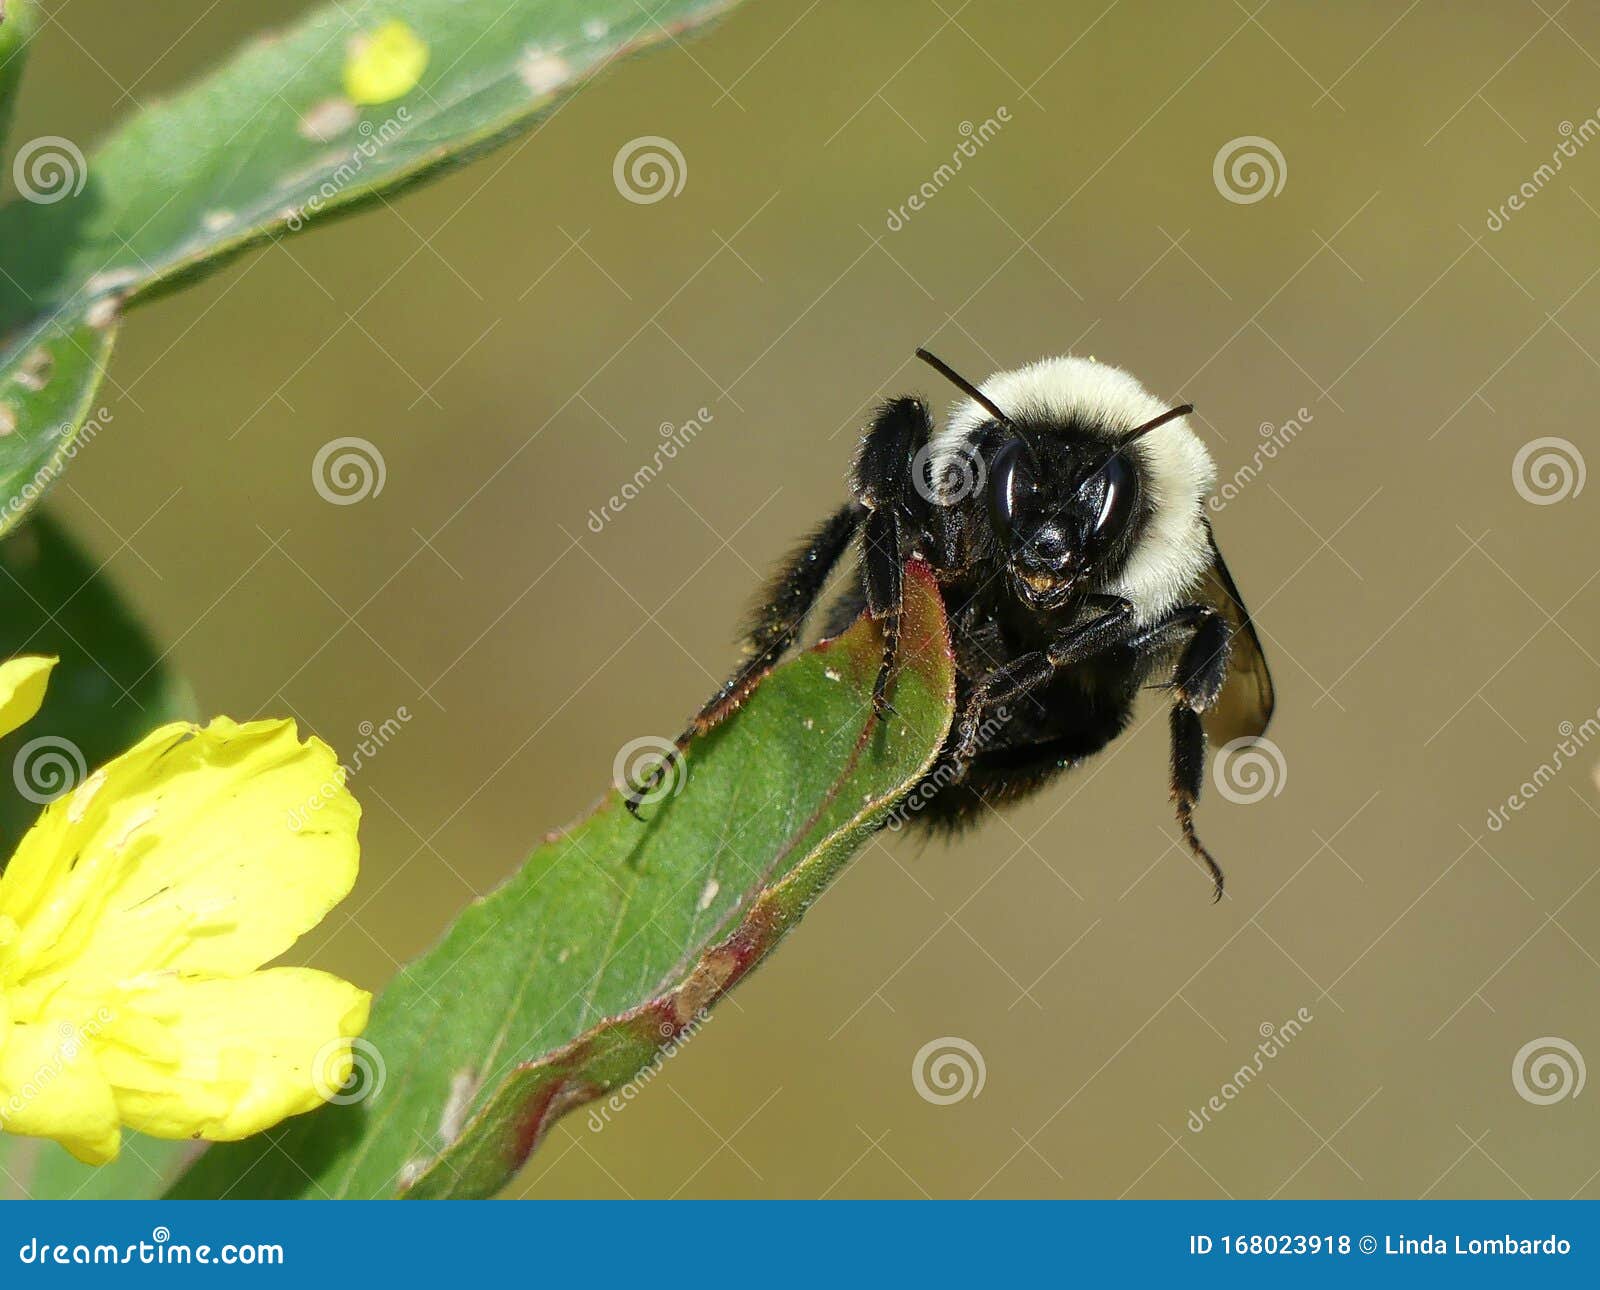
987,437 -> 1033,536
1088,453 -> 1137,541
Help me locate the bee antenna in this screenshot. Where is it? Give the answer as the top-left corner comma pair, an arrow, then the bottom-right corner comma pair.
1076,403 -> 1195,500
1116,402 -> 1193,449
914,347 -> 1014,427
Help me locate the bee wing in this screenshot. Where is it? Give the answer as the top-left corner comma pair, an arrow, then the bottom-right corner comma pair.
1198,520 -> 1275,745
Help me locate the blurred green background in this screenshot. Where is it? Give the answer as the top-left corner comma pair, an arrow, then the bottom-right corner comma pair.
6,0 -> 1599,1197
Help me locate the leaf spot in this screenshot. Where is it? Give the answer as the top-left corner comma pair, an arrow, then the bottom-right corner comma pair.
438,1068 -> 482,1145
85,268 -> 139,296
673,947 -> 739,1024
298,97 -> 358,143
15,347 -> 53,393
518,48 -> 572,96
85,295 -> 122,330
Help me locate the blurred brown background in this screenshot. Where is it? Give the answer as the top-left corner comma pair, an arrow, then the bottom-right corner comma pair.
9,0 -> 1599,1197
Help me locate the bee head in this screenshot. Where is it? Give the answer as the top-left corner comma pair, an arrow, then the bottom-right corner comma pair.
985,431 -> 1147,611
914,348 -> 1196,614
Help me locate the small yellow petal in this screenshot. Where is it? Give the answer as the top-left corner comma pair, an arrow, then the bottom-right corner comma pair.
0,1016 -> 121,1165
100,969 -> 371,1143
0,656 -> 56,742
0,718 -> 359,987
343,20 -> 428,106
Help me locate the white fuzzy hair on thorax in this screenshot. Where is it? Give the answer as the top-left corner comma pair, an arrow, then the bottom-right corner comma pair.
928,356 -> 1216,623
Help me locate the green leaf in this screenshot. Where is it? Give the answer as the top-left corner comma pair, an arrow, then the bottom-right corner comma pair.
0,1 -> 40,156
172,566 -> 956,1200
0,510 -> 197,1197
0,510 -> 197,846
0,0 -> 744,532
0,318 -> 118,540
1,1132 -> 196,1201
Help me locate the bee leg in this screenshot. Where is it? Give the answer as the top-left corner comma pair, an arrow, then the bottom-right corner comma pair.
1161,609 -> 1232,900
854,397 -> 937,718
862,507 -> 902,718
952,598 -> 1137,763
624,500 -> 867,817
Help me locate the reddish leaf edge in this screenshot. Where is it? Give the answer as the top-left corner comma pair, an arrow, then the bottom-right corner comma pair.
400,560 -> 955,1198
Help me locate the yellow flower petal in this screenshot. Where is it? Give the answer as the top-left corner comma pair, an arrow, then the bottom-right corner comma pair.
343,20 -> 428,105
0,656 -> 56,741
0,718 -> 359,990
96,968 -> 370,1142
0,1010 -> 121,1165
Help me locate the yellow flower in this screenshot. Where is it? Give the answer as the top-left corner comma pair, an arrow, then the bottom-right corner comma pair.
0,656 -> 371,1165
